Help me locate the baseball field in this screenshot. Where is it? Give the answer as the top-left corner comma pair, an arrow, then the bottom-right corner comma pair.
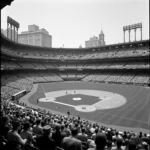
20,81 -> 150,133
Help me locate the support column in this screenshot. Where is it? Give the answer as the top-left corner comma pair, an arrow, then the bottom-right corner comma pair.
129,29 -> 130,42
17,28 -> 18,42
7,23 -> 9,38
124,31 -> 125,43
141,28 -> 142,41
10,24 -> 12,40
14,26 -> 15,42
134,29 -> 136,42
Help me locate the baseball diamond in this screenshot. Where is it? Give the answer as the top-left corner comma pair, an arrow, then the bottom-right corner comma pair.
18,81 -> 149,132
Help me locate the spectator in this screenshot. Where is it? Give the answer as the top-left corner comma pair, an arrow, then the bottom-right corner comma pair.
32,119 -> 43,135
88,133 -> 107,150
112,138 -> 124,150
64,123 -> 71,137
106,129 -> 113,142
7,120 -> 27,150
61,124 -> 67,139
107,140 -> 112,150
77,127 -> 88,143
20,122 -> 34,145
62,127 -> 83,150
87,139 -> 96,149
128,140 -> 137,150
35,125 -> 56,150
91,128 -> 99,141
0,115 -> 11,139
112,131 -> 123,145
52,123 -> 63,147
90,124 -> 96,134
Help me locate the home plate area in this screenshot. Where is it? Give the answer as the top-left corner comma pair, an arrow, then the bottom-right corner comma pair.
39,90 -> 126,112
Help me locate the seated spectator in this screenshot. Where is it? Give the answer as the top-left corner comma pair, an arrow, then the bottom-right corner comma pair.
77,127 -> 88,143
112,131 -> 123,145
52,123 -> 63,147
142,141 -> 148,150
91,128 -> 99,141
128,140 -> 137,150
32,119 -> 43,136
64,123 -> 71,137
112,138 -> 124,150
88,133 -> 107,150
0,115 -> 11,139
107,140 -> 112,150
7,120 -> 27,150
61,124 -> 67,139
106,129 -> 113,142
35,125 -> 56,150
20,122 -> 34,145
62,127 -> 82,150
87,139 -> 96,149
90,124 -> 96,134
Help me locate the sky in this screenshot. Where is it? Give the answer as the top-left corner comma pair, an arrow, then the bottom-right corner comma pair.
1,0 -> 149,48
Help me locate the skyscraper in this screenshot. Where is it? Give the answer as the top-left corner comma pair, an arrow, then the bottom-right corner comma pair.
85,30 -> 105,48
18,25 -> 52,48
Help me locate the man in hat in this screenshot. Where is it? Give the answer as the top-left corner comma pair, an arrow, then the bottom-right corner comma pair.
52,123 -> 63,147
35,125 -> 56,150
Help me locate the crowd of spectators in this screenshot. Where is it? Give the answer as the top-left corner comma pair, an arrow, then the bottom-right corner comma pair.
2,44 -> 149,60
0,100 -> 149,150
82,74 -> 149,85
1,60 -> 149,70
1,71 -> 149,107
1,72 -> 64,101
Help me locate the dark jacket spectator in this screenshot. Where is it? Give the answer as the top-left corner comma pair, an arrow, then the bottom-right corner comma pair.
64,123 -> 71,137
52,123 -> 63,147
88,133 -> 107,150
61,124 -> 68,139
0,115 -> 11,139
7,120 -> 27,150
36,125 -> 56,150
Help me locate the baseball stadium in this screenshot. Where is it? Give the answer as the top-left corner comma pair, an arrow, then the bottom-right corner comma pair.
0,1 -> 150,150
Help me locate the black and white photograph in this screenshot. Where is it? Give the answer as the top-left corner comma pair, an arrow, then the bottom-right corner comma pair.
0,0 -> 149,150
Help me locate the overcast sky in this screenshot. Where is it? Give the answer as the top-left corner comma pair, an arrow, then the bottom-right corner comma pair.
1,0 -> 149,48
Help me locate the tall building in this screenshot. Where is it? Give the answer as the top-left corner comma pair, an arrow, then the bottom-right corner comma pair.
18,25 -> 52,47
85,30 -> 105,48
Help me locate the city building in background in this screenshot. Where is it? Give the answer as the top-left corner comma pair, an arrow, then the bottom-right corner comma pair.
85,30 -> 105,48
18,24 -> 52,47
